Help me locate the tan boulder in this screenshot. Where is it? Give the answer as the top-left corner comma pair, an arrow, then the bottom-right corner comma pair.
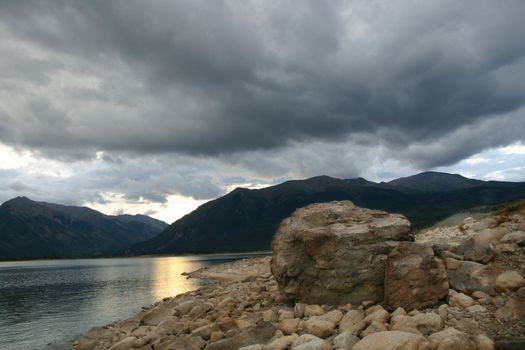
278,318 -> 300,335
384,242 -> 448,311
271,201 -> 411,305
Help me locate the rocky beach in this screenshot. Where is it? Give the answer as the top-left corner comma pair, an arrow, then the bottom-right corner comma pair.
73,201 -> 525,350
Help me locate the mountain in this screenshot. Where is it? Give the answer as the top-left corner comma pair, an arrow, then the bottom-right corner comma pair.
0,197 -> 168,260
130,172 -> 525,255
388,171 -> 485,193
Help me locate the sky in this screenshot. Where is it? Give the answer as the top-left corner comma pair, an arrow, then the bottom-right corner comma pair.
0,0 -> 524,224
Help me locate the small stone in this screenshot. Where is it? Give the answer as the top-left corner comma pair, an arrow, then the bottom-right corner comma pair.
294,303 -> 306,318
278,309 -> 295,321
411,313 -> 443,335
353,331 -> 431,350
364,309 -> 389,325
263,309 -> 278,322
361,320 -> 388,337
445,257 -> 460,270
291,334 -> 331,350
495,271 -> 525,294
428,327 -> 476,350
466,305 -> 486,313
474,334 -> 495,350
339,310 -> 366,336
304,316 -> 335,338
267,335 -> 299,350
238,345 -> 263,350
278,318 -> 300,335
471,291 -> 492,305
210,331 -> 224,342
319,310 -> 343,325
304,305 -> 325,317
391,307 -> 406,318
333,331 -> 360,349
449,292 -> 475,308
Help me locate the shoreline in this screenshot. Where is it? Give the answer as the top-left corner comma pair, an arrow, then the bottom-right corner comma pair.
0,251 -> 272,264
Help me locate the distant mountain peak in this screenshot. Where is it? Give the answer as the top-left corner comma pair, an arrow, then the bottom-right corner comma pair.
388,171 -> 484,193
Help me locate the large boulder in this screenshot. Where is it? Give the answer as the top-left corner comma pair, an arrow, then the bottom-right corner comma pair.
384,242 -> 449,311
271,201 -> 411,305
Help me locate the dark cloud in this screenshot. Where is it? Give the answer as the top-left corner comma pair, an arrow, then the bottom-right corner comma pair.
0,0 -> 523,166
0,1 -> 524,213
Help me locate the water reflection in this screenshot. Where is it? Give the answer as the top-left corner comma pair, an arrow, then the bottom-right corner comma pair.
0,255 -> 258,350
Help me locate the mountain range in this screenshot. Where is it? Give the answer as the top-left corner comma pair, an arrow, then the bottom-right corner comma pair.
129,171 -> 525,255
0,197 -> 168,260
2,171 -> 525,260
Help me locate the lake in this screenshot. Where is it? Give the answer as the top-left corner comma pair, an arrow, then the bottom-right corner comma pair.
0,254 -> 266,350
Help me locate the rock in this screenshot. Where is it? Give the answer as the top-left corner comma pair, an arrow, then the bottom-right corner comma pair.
238,345 -> 263,350
339,310 -> 366,336
107,337 -> 137,350
209,331 -> 224,342
471,290 -> 492,305
140,304 -> 175,326
189,303 -> 213,319
304,305 -> 325,317
353,331 -> 431,350
156,319 -> 188,335
384,242 -> 449,311
174,299 -> 203,316
390,315 -> 419,334
447,261 -> 499,295
204,322 -> 276,350
467,304 -> 487,313
501,230 -> 525,246
278,310 -> 295,320
364,308 -> 389,324
278,318 -> 300,335
192,323 -> 215,340
428,327 -> 476,350
361,320 -> 388,337
304,316 -> 335,338
449,292 -> 475,308
271,201 -> 411,305
263,309 -> 278,322
411,313 -> 443,335
391,307 -> 406,317
265,335 -> 299,350
216,296 -> 236,311
495,271 -> 525,294
495,287 -> 525,321
319,309 -> 343,325
445,257 -> 460,270
333,331 -> 360,349
291,334 -> 331,350
474,334 -> 495,350
494,337 -> 525,350
294,303 -> 306,318
456,238 -> 494,263
495,243 -> 517,254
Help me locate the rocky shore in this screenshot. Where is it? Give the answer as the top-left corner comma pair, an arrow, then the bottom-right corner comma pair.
73,201 -> 525,350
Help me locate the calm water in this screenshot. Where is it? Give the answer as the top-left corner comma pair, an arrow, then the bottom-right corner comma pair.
0,254 -> 264,350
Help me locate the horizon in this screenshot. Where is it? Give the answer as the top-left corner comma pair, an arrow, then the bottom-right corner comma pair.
0,1 -> 524,223
2,169 -> 523,224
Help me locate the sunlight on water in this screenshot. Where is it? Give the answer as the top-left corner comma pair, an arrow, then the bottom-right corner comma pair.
0,255 -> 252,350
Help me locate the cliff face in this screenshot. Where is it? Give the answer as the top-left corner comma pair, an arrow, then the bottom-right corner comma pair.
131,172 -> 525,255
0,197 -> 168,260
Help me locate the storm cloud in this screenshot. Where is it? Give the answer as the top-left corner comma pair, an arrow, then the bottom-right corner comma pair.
0,0 -> 524,219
